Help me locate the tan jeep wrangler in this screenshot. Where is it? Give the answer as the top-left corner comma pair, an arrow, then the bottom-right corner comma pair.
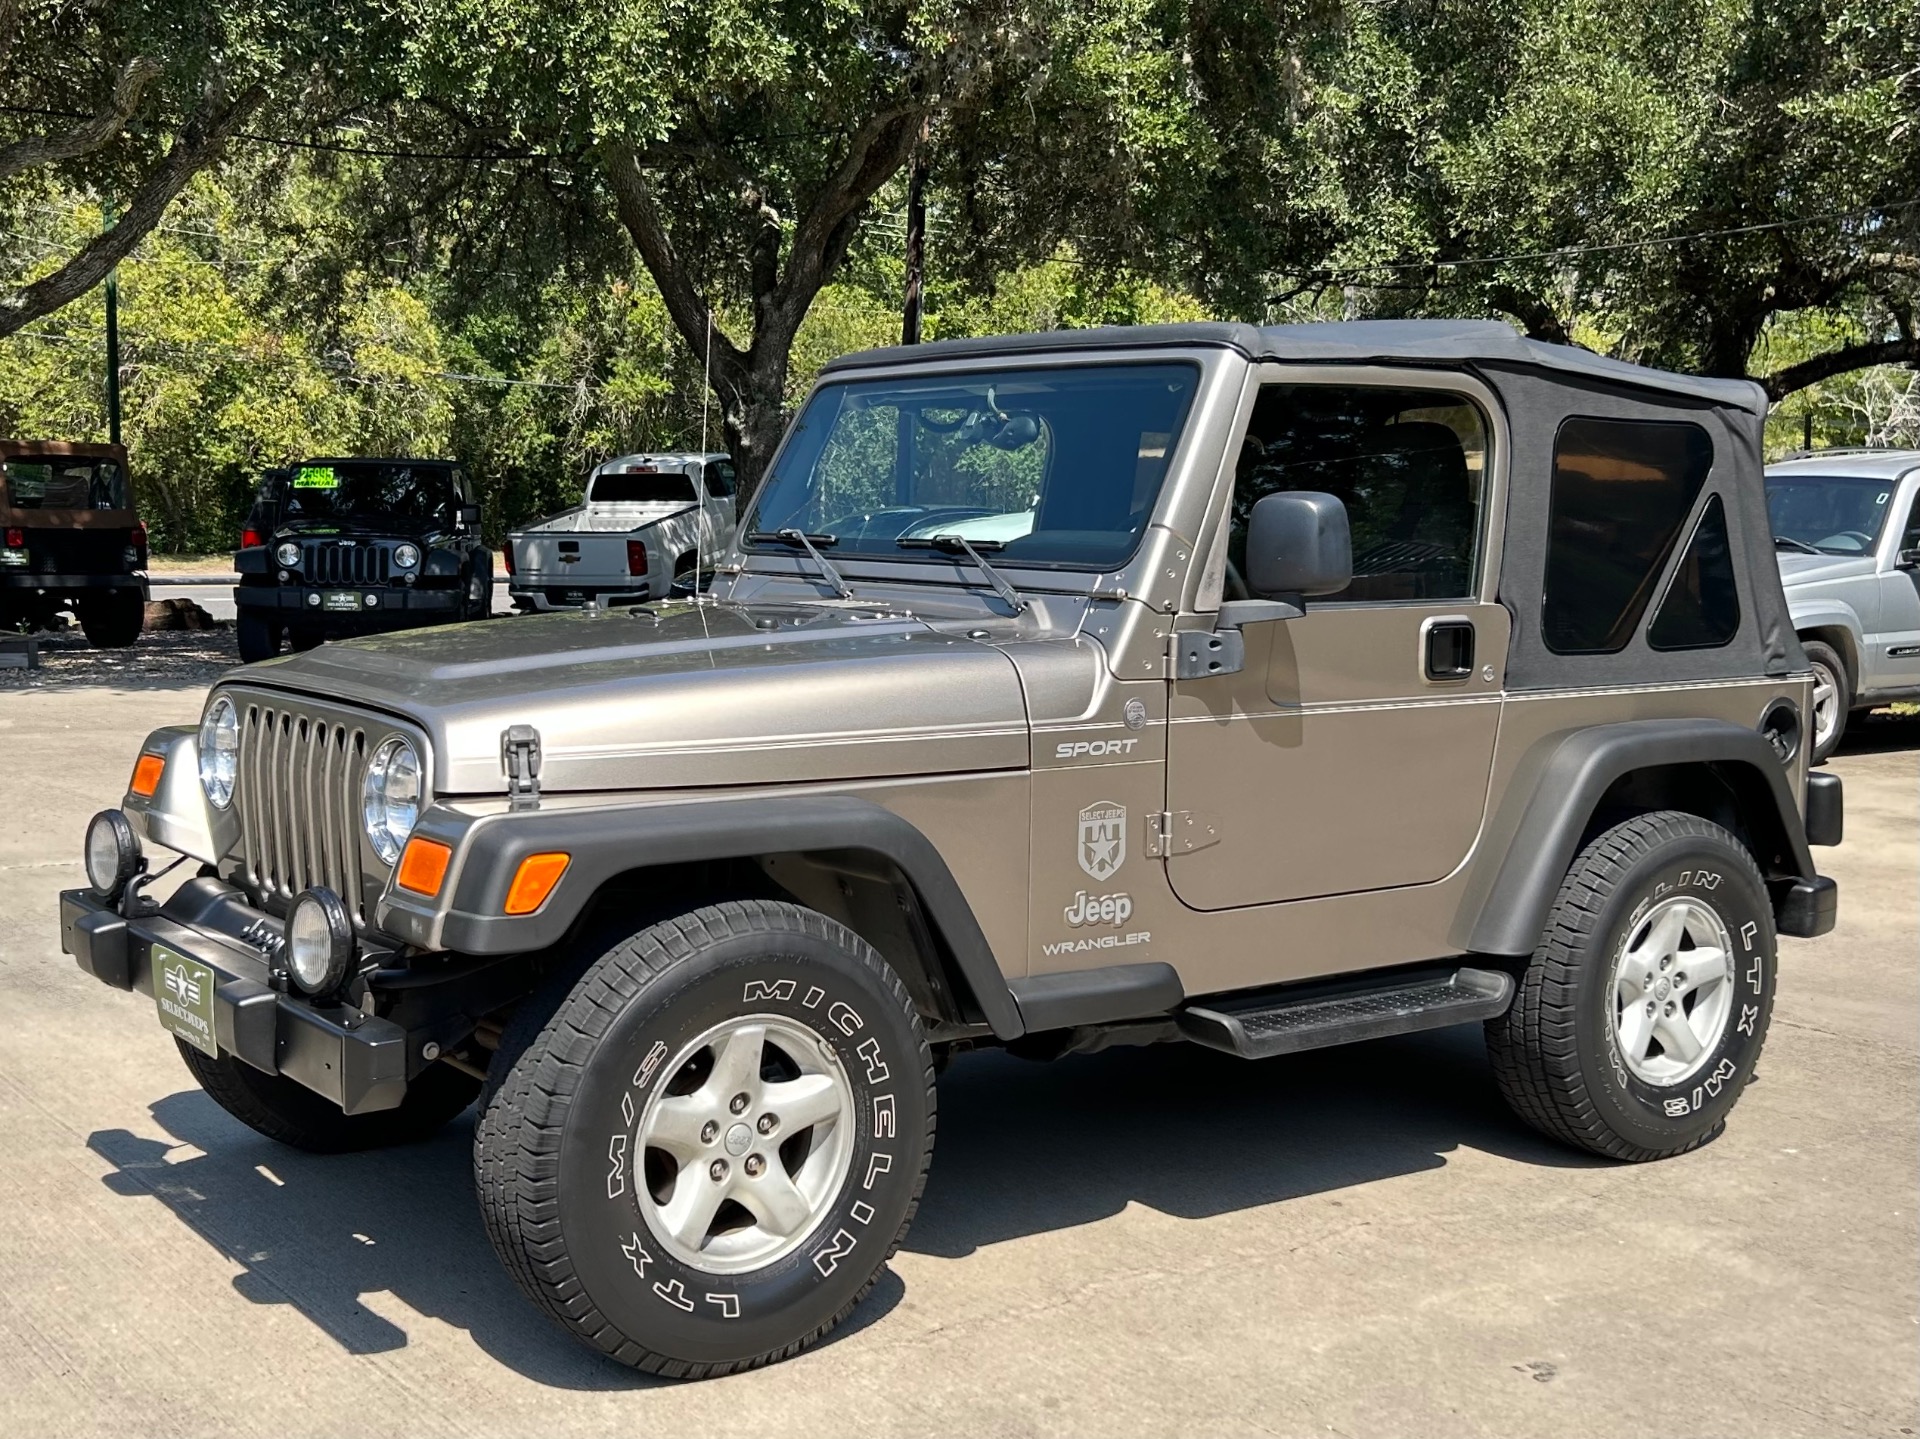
61,320 -> 1841,1377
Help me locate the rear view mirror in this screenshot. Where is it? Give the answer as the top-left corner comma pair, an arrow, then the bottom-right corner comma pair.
1245,491 -> 1352,599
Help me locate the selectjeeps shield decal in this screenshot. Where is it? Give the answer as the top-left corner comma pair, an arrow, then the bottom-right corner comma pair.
1078,801 -> 1126,882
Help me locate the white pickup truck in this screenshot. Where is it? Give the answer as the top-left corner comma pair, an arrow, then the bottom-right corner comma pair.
507,451 -> 736,610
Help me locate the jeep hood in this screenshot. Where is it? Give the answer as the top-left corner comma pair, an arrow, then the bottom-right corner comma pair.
1776,552 -> 1877,585
235,601 -> 1031,794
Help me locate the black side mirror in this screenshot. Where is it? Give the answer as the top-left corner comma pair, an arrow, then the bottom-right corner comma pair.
1897,547 -> 1920,571
1245,490 -> 1352,599
457,503 -> 481,529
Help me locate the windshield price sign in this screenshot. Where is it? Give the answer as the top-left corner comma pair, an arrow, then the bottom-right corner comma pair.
294,465 -> 338,489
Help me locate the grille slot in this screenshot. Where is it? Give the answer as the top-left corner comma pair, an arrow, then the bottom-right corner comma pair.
237,701 -> 368,924
301,540 -> 390,585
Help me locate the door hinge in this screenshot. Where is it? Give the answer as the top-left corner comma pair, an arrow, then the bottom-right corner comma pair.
1145,810 -> 1220,857
501,724 -> 543,810
1173,628 -> 1245,680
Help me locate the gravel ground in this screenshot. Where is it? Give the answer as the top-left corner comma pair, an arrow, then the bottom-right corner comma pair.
0,625 -> 238,691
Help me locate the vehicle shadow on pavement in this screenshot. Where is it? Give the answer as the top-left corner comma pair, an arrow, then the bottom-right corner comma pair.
82,1024 -> 1584,1387
906,1025 -> 1603,1260
84,1095 -> 907,1390
1838,709 -> 1920,756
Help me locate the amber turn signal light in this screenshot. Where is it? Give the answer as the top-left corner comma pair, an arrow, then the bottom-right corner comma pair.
504,852 -> 570,916
129,754 -> 165,797
396,836 -> 453,896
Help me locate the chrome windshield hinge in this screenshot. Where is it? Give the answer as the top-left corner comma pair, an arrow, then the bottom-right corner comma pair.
501,724 -> 543,810
1144,810 -> 1221,858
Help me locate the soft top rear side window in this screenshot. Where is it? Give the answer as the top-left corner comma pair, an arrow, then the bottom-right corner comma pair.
1543,417 -> 1713,654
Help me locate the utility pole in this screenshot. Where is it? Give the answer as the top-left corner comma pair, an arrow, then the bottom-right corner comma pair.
900,122 -> 929,346
103,202 -> 121,446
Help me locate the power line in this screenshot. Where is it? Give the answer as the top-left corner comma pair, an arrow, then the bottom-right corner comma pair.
1317,197 -> 1920,282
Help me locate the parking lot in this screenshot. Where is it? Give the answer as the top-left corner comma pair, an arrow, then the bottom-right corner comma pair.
1,665 -> 1913,1438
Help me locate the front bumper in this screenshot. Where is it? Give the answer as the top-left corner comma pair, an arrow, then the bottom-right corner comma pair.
59,878 -> 410,1114
234,583 -> 463,616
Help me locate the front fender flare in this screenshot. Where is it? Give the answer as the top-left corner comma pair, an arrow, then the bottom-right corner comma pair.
376,793 -> 1024,1038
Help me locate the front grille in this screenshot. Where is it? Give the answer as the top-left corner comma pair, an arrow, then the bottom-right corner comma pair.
236,700 -> 369,923
301,540 -> 390,585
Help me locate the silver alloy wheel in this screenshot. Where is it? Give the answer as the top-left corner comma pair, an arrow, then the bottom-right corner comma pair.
1610,896 -> 1736,1085
1809,659 -> 1841,752
633,1013 -> 856,1275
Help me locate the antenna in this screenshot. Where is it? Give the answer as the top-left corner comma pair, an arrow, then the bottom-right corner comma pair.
695,308 -> 713,600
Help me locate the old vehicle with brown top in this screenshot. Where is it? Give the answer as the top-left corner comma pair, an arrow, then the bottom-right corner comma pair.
1,439 -> 147,646
59,320 -> 1841,1377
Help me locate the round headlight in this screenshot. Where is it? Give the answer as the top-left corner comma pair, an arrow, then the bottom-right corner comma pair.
286,886 -> 353,995
275,540 -> 301,568
362,736 -> 422,864
394,543 -> 420,570
199,695 -> 239,808
85,809 -> 143,898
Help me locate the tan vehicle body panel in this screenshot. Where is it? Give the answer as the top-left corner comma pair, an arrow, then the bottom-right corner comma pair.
206,340 -> 1812,1009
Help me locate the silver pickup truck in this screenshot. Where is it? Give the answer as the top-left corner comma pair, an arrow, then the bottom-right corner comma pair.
1765,448 -> 1920,759
508,452 -> 736,610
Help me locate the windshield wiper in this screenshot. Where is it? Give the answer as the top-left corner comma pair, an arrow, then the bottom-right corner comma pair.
1773,535 -> 1823,555
896,534 -> 1028,614
745,529 -> 853,598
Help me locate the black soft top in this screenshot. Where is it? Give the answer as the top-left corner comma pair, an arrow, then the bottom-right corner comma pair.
825,317 -> 1798,691
822,319 -> 1768,416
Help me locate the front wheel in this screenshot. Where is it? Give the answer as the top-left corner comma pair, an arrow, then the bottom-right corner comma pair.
1486,810 -> 1776,1161
475,900 -> 935,1377
1803,639 -> 1851,763
235,610 -> 284,662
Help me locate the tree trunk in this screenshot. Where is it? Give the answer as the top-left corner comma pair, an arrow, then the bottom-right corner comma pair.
718,365 -> 792,500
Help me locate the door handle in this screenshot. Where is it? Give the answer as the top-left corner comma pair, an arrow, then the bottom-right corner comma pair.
1422,617 -> 1475,681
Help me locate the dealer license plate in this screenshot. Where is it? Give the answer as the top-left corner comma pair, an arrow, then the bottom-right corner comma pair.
322,590 -> 361,613
153,946 -> 218,1057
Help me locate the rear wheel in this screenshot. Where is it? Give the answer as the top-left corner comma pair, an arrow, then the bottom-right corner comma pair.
177,1040 -> 481,1153
475,900 -> 935,1377
1486,810 -> 1776,1161
78,589 -> 144,648
236,610 -> 283,662
1802,639 -> 1850,762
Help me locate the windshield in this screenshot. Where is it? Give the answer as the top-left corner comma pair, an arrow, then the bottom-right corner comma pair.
279,462 -> 455,526
3,457 -> 129,511
591,469 -> 698,504
1766,473 -> 1898,555
746,362 -> 1200,571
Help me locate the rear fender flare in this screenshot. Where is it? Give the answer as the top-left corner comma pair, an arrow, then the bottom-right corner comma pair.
1458,718 -> 1814,957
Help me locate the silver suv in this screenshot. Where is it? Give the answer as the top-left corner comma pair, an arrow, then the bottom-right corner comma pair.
1765,449 -> 1920,759
60,320 -> 1841,1379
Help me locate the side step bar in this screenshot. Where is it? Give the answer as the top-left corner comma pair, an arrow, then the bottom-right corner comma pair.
1176,966 -> 1514,1060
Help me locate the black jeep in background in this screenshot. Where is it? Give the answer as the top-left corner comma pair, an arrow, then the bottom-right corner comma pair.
233,457 -> 492,663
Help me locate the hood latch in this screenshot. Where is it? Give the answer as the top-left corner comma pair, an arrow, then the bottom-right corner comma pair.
501,725 -> 543,810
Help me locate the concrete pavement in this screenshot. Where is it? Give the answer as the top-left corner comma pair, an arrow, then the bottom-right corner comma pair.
0,682 -> 1913,1437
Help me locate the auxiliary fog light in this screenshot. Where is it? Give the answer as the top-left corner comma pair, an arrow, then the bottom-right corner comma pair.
84,809 -> 144,900
286,886 -> 354,996
307,592 -> 322,607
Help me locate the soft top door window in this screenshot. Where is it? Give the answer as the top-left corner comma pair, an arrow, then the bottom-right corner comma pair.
1543,417 -> 1713,654
1230,384 -> 1487,601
